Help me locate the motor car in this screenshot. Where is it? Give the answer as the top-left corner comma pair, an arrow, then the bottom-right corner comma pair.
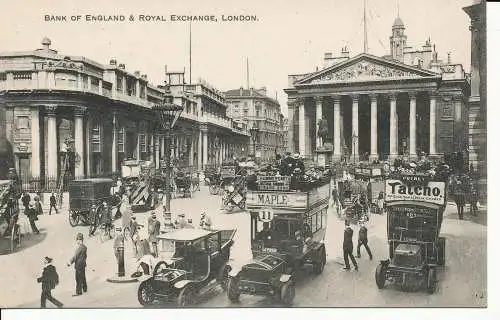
137,228 -> 236,306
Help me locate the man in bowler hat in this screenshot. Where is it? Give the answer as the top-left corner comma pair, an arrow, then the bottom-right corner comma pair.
37,256 -> 63,308
343,220 -> 358,271
68,232 -> 88,296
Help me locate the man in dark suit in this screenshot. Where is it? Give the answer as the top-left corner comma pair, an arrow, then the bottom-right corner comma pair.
68,233 -> 88,296
148,214 -> 161,257
26,201 -> 40,234
49,193 -> 58,215
21,192 -> 30,211
343,220 -> 358,271
37,256 -> 63,308
356,221 -> 373,260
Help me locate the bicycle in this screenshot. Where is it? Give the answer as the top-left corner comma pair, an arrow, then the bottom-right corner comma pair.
98,222 -> 116,243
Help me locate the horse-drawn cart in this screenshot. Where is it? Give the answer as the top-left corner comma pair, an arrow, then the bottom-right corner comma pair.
0,180 -> 21,252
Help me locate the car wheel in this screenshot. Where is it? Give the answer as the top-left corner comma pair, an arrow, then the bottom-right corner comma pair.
427,268 -> 437,294
375,264 -> 386,289
217,264 -> 231,291
69,209 -> 80,227
280,281 -> 295,306
227,277 -> 240,303
313,247 -> 326,274
137,281 -> 154,306
177,285 -> 196,307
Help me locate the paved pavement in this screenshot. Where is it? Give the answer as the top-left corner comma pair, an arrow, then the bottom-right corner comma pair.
3,186 -> 487,308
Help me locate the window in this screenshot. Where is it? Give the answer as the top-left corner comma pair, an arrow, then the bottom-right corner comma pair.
139,134 -> 147,153
16,116 -> 30,129
91,123 -> 101,152
116,76 -> 123,92
117,127 -> 125,153
192,238 -> 207,252
13,72 -> 31,80
243,110 -> 248,117
0,73 -> 6,81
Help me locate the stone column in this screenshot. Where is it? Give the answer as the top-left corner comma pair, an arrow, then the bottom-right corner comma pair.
298,99 -> 306,156
315,96 -> 323,149
409,92 -> 417,159
149,133 -> 155,162
454,94 -> 464,152
369,94 -> 378,161
161,136 -> 165,161
155,135 -> 160,169
351,95 -> 359,162
198,130 -> 203,170
189,136 -> 195,166
74,106 -> 87,178
45,105 -> 58,187
429,93 -> 437,155
202,129 -> 208,168
333,96 -> 341,160
389,94 -> 398,159
30,107 -> 41,186
86,116 -> 92,176
287,101 -> 295,153
136,132 -> 141,160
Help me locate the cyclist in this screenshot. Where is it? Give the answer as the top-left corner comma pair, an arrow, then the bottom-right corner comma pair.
102,202 -> 113,238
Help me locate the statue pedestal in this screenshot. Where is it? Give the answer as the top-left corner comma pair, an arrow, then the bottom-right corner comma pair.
315,144 -> 333,167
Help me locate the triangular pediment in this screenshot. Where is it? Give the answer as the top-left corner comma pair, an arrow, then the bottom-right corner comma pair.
295,53 -> 439,85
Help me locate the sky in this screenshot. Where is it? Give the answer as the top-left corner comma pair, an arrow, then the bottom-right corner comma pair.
0,0 -> 474,117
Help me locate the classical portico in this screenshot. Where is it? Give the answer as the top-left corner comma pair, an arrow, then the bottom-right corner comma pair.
286,53 -> 468,163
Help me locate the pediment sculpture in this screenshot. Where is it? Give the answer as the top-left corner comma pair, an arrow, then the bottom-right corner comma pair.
310,61 -> 421,83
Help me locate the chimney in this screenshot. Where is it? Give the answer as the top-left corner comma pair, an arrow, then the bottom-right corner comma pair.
341,46 -> 349,58
324,52 -> 333,59
239,86 -> 244,96
141,74 -> 148,80
134,71 -> 141,77
118,63 -> 126,70
447,52 -> 452,64
109,59 -> 117,66
250,87 -> 254,95
41,37 -> 51,52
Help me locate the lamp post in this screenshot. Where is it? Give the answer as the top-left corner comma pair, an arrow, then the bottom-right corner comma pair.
153,86 -> 183,223
352,132 -> 358,163
250,122 -> 259,158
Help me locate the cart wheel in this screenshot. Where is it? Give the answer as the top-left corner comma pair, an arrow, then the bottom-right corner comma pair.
313,246 -> 326,274
437,237 -> 446,266
69,209 -> 80,227
426,268 -> 437,294
10,224 -> 21,252
209,185 -> 218,195
177,284 -> 196,307
217,264 -> 231,291
375,263 -> 386,289
237,198 -> 246,210
227,277 -> 240,303
280,280 -> 295,306
137,280 -> 155,306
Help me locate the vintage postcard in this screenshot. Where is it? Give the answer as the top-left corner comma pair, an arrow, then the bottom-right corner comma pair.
0,0 -> 491,317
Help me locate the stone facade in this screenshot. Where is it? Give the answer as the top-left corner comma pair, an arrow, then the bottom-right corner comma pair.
0,38 -> 250,189
285,16 -> 470,163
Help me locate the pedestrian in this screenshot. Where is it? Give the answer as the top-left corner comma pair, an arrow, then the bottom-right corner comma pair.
332,186 -> 341,217
21,192 -> 31,211
34,195 -> 43,216
356,221 -> 373,260
469,182 -> 479,216
101,202 -> 113,238
148,214 -> 160,257
49,193 -> 58,215
199,211 -> 212,230
377,191 -> 385,215
343,220 -> 358,271
26,201 -> 40,234
129,216 -> 140,254
453,178 -> 466,220
37,256 -> 63,308
176,213 -> 188,229
134,253 -> 158,277
67,232 -> 87,296
185,219 -> 195,229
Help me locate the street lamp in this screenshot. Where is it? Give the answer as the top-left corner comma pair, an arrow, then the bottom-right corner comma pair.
153,86 -> 183,223
250,122 -> 259,157
352,132 -> 358,163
